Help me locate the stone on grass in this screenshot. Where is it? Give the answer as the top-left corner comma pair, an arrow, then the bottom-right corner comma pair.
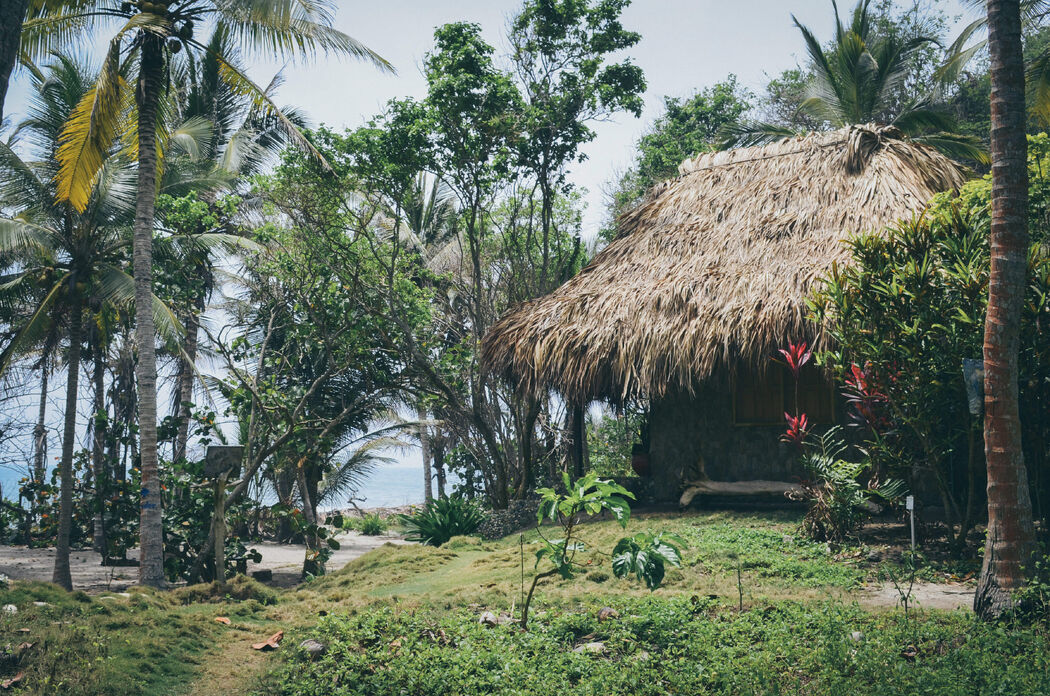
597,607 -> 619,622
2,605 -> 16,615
850,631 -> 865,643
478,611 -> 499,627
573,641 -> 606,654
299,639 -> 326,661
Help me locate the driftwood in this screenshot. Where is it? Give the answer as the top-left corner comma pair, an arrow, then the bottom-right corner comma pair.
679,479 -> 802,509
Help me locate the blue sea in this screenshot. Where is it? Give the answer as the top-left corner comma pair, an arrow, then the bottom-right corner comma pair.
0,460 -> 430,510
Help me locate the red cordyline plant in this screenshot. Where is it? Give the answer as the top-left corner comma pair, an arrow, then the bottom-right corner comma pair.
778,341 -> 813,379
776,341 -> 813,448
842,362 -> 890,431
782,412 -> 809,447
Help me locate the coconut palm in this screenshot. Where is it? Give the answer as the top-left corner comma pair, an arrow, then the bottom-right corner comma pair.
720,0 -> 987,162
21,0 -> 391,586
975,0 -> 1039,621
0,54 -> 182,590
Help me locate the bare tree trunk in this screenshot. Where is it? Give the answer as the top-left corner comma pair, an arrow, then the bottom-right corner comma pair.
90,344 -> 107,557
172,309 -> 199,462
976,0 -> 1037,620
418,406 -> 433,502
569,404 -> 585,480
0,0 -> 29,125
433,434 -> 447,499
53,293 -> 83,591
31,357 -> 49,540
134,34 -> 166,588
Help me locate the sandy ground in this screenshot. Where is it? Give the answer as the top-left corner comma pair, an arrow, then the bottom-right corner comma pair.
860,581 -> 975,611
0,531 -> 407,592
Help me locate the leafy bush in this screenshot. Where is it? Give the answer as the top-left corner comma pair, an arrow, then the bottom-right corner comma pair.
398,496 -> 484,547
357,513 -> 387,536
809,135 -> 1050,550
792,427 -> 905,543
612,531 -> 685,589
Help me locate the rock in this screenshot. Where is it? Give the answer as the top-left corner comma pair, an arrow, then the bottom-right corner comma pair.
2,604 -> 16,614
478,611 -> 499,627
32,601 -> 48,607
299,639 -> 326,660
597,607 -> 619,622
782,535 -> 794,544
251,569 -> 273,582
866,550 -> 881,563
573,641 -> 606,655
632,650 -> 650,662
850,631 -> 865,643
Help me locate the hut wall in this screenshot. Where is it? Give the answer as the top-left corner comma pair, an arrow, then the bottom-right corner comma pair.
648,372 -> 804,502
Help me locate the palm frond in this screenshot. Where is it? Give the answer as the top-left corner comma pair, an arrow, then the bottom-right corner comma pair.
55,41 -> 127,212
0,218 -> 57,253
0,276 -> 65,376
214,0 -> 394,72
167,116 -> 215,162
716,121 -> 799,150
910,132 -> 989,165
1029,47 -> 1050,126
96,264 -> 184,345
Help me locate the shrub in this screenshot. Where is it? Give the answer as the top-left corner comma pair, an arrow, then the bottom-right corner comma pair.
398,496 -> 484,547
351,513 -> 387,536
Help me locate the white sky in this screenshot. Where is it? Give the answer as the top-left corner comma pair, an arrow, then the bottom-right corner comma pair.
4,0 -> 974,240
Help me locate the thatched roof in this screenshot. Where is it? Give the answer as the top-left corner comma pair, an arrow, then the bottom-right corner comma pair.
481,124 -> 970,402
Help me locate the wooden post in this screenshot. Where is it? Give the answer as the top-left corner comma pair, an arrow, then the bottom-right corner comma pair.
213,470 -> 228,583
570,403 -> 585,479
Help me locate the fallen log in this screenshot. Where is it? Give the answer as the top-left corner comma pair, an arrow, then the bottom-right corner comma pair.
679,479 -> 802,508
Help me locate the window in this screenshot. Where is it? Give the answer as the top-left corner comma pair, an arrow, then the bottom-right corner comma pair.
732,366 -> 835,425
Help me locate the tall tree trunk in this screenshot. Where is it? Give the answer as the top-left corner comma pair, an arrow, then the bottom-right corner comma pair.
976,0 -> 1037,620
53,293 -> 83,591
433,435 -> 447,499
134,35 -> 165,588
90,344 -> 107,557
31,357 -> 49,539
0,0 -> 29,125
569,404 -> 585,480
418,406 -> 433,502
172,308 -> 199,462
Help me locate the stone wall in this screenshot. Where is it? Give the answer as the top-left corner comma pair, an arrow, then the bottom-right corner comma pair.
648,371 -> 804,502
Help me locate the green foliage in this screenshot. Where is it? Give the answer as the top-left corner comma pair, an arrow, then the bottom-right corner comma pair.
611,531 -> 685,590
586,407 -> 645,477
399,496 -> 485,547
269,598 -> 1050,696
603,77 -> 750,240
809,134 -> 1050,548
346,513 -> 388,536
794,427 -> 901,543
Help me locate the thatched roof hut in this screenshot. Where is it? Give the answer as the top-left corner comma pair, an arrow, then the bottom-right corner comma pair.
482,124 -> 969,404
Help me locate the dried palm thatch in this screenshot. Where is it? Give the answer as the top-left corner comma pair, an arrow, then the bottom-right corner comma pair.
482,124 -> 969,402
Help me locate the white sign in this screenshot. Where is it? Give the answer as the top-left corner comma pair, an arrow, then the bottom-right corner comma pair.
905,495 -> 914,511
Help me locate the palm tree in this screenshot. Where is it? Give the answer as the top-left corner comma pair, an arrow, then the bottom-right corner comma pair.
0,0 -> 31,124
975,0 -> 1038,621
0,54 -> 180,589
720,0 -> 987,162
22,0 -> 391,587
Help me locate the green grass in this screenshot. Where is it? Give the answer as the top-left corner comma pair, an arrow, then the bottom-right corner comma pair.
262,598 -> 1050,696
0,509 -> 1029,695
0,578 -> 276,696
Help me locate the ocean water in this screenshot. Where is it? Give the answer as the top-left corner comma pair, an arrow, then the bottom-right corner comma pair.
0,461 -> 430,510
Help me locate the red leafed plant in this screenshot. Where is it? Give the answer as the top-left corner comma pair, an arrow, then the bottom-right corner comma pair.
782,412 -> 809,447
843,363 -> 889,431
778,341 -> 813,379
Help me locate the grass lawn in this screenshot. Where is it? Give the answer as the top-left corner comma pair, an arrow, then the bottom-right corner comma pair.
1,509 -> 1044,695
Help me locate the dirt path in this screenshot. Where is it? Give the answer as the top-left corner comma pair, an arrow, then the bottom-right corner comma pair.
0,531 -> 406,592
860,581 -> 974,611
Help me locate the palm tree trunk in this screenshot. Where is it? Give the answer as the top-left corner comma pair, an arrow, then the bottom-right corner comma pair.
418,406 -> 433,502
31,357 -> 49,540
133,34 -> 166,588
90,343 -> 107,557
172,309 -> 199,462
53,293 -> 83,591
976,0 -> 1037,620
0,0 -> 29,124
